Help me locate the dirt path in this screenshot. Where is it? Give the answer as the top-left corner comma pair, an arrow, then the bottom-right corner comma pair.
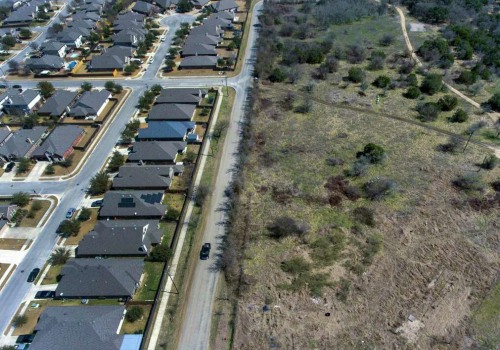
395,6 -> 499,156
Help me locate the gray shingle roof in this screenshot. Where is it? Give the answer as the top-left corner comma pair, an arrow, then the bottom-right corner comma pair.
127,141 -> 186,163
55,258 -> 144,298
30,306 -> 126,350
116,11 -> 145,22
112,164 -> 176,189
212,0 -> 239,11
31,125 -> 84,158
89,54 -> 124,70
137,121 -> 195,141
132,0 -> 157,14
181,42 -> 217,56
38,90 -> 78,117
0,126 -> 47,160
148,103 -> 196,121
179,55 -> 218,69
3,89 -> 40,106
39,41 -> 66,53
155,88 -> 206,104
25,55 -> 65,70
184,33 -> 221,46
99,191 -> 167,218
0,127 -> 11,144
190,23 -> 223,37
68,90 -> 110,117
76,219 -> 162,257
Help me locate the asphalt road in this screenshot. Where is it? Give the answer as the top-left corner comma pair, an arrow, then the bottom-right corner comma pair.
0,2 -> 262,345
175,3 -> 262,349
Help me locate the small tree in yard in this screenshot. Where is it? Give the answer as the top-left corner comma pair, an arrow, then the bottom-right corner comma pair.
183,150 -> 197,164
107,151 -> 125,173
11,192 -> 30,207
12,315 -> 27,328
57,220 -> 80,237
16,157 -> 31,174
113,84 -> 123,94
148,244 -> 173,262
193,185 -> 210,207
78,207 -> 92,221
104,81 -> 116,91
165,208 -> 181,221
347,67 -> 365,83
19,28 -> 32,39
31,200 -> 42,212
126,306 -> 144,323
213,120 -> 229,141
7,60 -> 19,72
80,81 -> 92,92
49,247 -> 71,265
89,171 -> 109,195
37,81 -> 55,98
151,84 -> 162,95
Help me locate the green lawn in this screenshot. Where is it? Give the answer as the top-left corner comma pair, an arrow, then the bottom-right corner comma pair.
135,262 -> 164,301
473,283 -> 500,347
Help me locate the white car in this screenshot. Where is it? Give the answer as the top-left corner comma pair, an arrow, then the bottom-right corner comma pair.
148,58 -> 154,64
160,36 -> 166,42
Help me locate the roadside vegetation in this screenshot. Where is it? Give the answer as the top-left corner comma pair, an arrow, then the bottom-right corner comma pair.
213,1 -> 500,349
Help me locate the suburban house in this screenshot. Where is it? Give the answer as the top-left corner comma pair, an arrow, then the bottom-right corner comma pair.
56,29 -> 83,48
126,141 -> 187,164
193,0 -> 210,9
29,306 -> 141,350
112,164 -> 183,190
137,121 -> 196,141
25,55 -> 65,72
205,12 -> 234,28
67,90 -> 111,119
132,0 -> 158,15
55,258 -> 144,299
0,126 -> 47,161
71,11 -> 101,22
67,19 -> 96,31
2,5 -> 35,26
37,90 -> 78,118
112,32 -> 140,47
183,33 -> 222,47
116,11 -> 145,23
179,55 -> 218,70
2,89 -> 42,115
155,88 -> 206,104
39,41 -> 67,57
190,23 -> 224,37
147,103 -> 196,121
99,191 -> 167,219
76,220 -> 163,257
211,0 -> 239,12
88,45 -> 134,72
180,42 -> 217,57
155,0 -> 178,11
31,125 -> 84,162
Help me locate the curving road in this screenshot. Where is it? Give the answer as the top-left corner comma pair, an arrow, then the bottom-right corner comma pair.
0,2 -> 262,347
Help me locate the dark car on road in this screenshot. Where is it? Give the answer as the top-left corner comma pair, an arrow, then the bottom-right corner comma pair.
90,200 -> 103,207
12,84 -> 21,89
16,334 -> 35,344
34,290 -> 55,299
27,268 -> 40,282
200,243 -> 211,260
5,162 -> 15,172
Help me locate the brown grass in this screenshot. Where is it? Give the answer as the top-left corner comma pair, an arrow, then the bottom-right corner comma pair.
63,208 -> 98,246
19,200 -> 51,228
120,304 -> 152,334
41,264 -> 63,285
50,150 -> 85,176
225,79 -> 500,350
0,239 -> 27,250
0,264 -> 15,292
11,301 -> 46,336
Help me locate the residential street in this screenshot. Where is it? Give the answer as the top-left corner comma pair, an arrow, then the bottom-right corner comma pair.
0,2 -> 262,347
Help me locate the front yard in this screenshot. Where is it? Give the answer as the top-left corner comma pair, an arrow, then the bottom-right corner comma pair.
63,208 -> 99,246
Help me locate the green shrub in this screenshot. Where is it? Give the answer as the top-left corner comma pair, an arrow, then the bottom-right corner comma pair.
126,306 -> 144,323
404,86 -> 421,99
356,143 -> 386,164
452,174 -> 484,192
347,67 -> 365,83
450,109 -> 468,123
269,67 -> 285,82
11,192 -> 30,207
148,244 -> 173,262
267,216 -> 309,239
78,207 -> 92,221
417,102 -> 440,122
438,95 -> 458,111
45,164 -> 55,175
281,257 -> 311,275
12,315 -> 28,328
488,93 -> 500,112
310,232 -> 345,266
480,155 -> 498,170
372,75 -> 391,88
363,178 -> 396,200
420,73 -> 442,95
353,207 -> 375,226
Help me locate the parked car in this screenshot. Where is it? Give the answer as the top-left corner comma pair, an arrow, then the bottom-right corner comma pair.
12,84 -> 21,89
16,334 -> 35,344
5,162 -> 15,172
65,207 -> 76,219
200,243 -> 211,260
34,290 -> 55,299
27,268 -> 40,282
160,36 -> 166,42
90,200 -> 103,207
148,57 -> 154,64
